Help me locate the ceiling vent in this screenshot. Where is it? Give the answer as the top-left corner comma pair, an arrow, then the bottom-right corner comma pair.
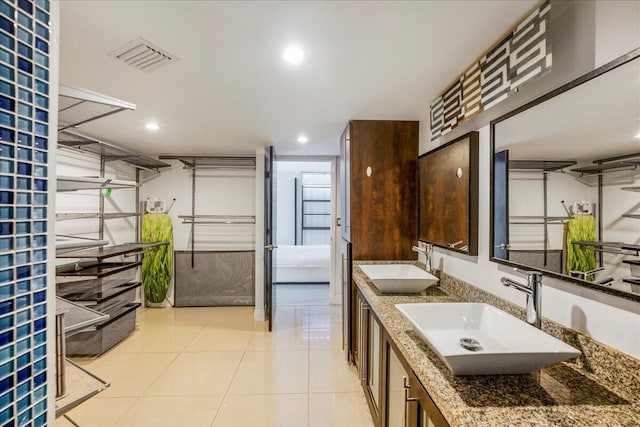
109,37 -> 178,72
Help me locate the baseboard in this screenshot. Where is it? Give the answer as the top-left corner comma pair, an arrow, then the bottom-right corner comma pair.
254,308 -> 265,322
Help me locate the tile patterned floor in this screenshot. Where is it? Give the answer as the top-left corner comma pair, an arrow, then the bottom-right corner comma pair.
56,288 -> 372,427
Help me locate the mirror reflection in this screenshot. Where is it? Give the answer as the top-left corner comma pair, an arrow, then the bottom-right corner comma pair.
492,53 -> 640,298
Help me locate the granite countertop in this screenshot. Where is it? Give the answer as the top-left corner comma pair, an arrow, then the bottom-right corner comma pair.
353,261 -> 640,427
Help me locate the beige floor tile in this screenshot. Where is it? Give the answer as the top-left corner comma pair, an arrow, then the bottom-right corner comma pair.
248,306 -> 309,351
248,327 -> 309,351
185,325 -> 254,352
309,350 -> 361,393
307,310 -> 342,350
64,397 -> 137,427
116,395 -> 224,427
91,352 -> 178,397
54,415 -> 77,427
275,284 -> 329,306
111,324 -> 203,353
212,394 -> 308,427
69,355 -> 107,371
145,351 -> 243,396
308,392 -> 374,427
227,350 -> 309,395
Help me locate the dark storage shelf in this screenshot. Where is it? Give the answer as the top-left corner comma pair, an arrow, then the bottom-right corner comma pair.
95,303 -> 140,329
56,261 -> 141,278
56,242 -> 167,261
59,282 -> 141,305
509,160 -> 577,171
56,297 -> 110,336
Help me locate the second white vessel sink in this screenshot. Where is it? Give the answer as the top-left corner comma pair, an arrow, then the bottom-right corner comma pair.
359,264 -> 439,294
395,302 -> 580,375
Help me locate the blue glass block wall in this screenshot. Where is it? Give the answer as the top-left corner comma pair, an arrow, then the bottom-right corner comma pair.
0,0 -> 50,425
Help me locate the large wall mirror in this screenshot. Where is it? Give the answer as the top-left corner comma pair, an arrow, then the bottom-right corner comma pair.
491,49 -> 640,301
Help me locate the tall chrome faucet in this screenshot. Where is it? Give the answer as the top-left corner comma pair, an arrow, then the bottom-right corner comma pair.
412,244 -> 433,272
501,269 -> 543,329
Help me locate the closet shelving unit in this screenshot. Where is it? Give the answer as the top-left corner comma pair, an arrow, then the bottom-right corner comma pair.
159,156 -> 257,306
160,156 -> 257,266
300,183 -> 331,245
568,153 -> 640,280
55,136 -> 170,355
54,85 -> 171,421
507,160 -> 576,269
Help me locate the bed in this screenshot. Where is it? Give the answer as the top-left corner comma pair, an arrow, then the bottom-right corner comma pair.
275,244 -> 330,283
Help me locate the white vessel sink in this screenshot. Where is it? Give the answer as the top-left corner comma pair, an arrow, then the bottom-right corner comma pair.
359,264 -> 439,294
395,303 -> 580,375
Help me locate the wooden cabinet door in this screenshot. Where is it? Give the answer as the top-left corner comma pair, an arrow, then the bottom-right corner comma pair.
386,342 -> 409,427
418,131 -> 479,255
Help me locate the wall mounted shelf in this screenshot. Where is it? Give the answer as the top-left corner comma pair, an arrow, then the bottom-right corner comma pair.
57,176 -> 139,192
160,155 -> 256,170
570,160 -> 640,175
56,212 -> 140,221
509,160 -> 577,171
58,83 -> 135,131
56,236 -> 109,255
573,241 -> 640,256
622,187 -> 640,192
56,241 -> 167,261
179,214 -> 256,225
59,131 -> 171,172
622,214 -> 640,219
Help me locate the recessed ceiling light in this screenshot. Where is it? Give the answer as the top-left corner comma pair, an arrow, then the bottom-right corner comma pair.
145,122 -> 160,131
297,135 -> 309,144
635,131 -> 640,139
283,45 -> 304,65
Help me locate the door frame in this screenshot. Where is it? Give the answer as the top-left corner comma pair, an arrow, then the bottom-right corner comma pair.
254,154 -> 340,319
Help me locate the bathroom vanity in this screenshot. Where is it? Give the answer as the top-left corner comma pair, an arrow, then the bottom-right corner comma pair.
353,261 -> 640,427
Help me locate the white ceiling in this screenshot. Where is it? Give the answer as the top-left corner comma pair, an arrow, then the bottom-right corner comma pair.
59,0 -> 538,157
495,55 -> 640,162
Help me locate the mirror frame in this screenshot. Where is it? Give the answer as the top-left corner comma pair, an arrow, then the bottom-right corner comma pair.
489,47 -> 640,302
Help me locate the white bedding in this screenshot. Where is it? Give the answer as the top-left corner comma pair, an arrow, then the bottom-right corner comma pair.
275,245 -> 330,283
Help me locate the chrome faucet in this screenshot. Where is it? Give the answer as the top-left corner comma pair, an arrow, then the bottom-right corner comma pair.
501,269 -> 543,329
412,244 -> 433,273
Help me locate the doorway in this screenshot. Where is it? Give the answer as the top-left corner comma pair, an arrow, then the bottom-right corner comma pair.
273,158 -> 337,306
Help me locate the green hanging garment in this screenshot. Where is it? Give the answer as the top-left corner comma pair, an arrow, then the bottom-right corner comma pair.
565,215 -> 597,280
141,213 -> 173,304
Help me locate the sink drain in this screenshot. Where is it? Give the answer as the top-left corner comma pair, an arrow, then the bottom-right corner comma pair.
459,337 -> 483,352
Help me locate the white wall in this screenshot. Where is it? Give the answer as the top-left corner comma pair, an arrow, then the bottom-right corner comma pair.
275,161 -> 331,245
140,160 -> 256,252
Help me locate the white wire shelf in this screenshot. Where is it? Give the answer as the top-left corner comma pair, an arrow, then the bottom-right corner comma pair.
179,215 -> 256,225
